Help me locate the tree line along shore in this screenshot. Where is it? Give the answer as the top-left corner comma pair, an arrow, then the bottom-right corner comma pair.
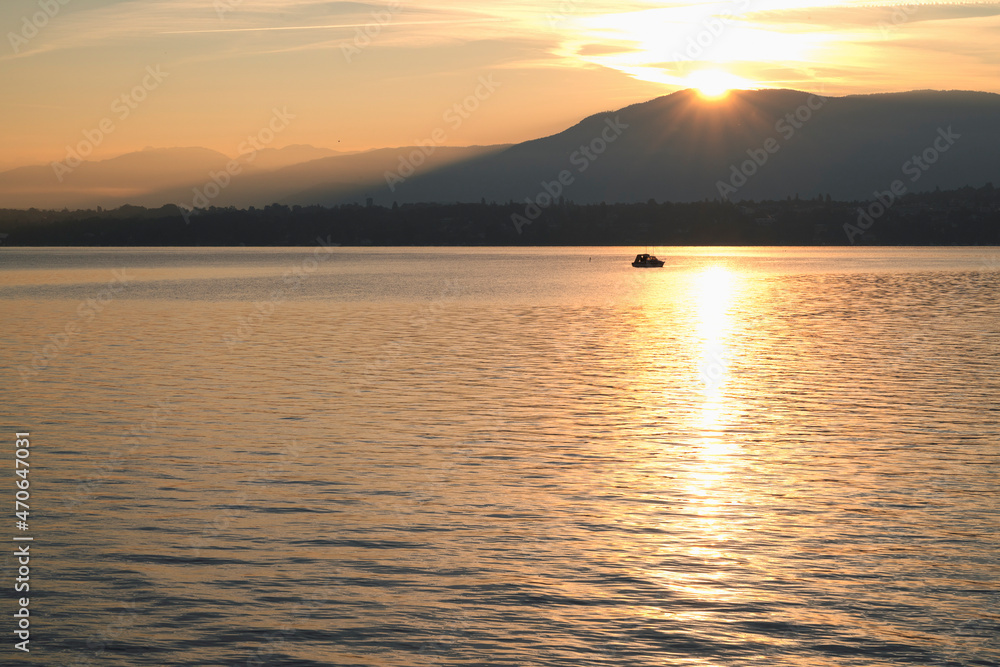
1,184 -> 997,246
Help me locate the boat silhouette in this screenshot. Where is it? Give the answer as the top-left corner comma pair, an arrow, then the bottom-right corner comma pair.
632,253 -> 664,268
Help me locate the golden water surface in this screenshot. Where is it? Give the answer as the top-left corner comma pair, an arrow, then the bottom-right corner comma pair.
2,247 -> 998,666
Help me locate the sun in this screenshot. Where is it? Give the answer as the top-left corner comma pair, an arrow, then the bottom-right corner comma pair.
687,70 -> 752,99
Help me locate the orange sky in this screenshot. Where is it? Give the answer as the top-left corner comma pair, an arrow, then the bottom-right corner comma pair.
1,0 -> 998,170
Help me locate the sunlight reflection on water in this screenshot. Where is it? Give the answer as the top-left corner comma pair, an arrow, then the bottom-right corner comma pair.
1,246 -> 998,666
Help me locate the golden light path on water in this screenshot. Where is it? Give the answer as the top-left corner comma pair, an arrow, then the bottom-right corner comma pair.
622,262 -> 760,640
685,265 -> 744,612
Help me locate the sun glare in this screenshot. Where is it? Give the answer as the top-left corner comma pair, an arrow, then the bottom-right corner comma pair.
687,70 -> 751,99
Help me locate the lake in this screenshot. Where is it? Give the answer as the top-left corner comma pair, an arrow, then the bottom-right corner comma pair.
1,246 -> 998,666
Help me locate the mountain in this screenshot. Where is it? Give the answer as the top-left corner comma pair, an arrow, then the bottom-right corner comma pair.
0,147 -> 251,210
344,89 -> 1000,206
0,143 -> 507,210
1,89 -> 997,210
0,143 -> 352,209
141,144 -> 509,210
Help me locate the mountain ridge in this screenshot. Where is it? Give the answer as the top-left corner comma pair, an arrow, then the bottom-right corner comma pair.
1,88 -> 997,210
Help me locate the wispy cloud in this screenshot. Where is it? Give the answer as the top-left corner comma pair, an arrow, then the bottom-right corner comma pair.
1,0 -> 522,60
159,17 -> 508,36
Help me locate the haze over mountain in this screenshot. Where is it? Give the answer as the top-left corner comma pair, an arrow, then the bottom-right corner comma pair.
246,145 -> 352,171
0,147 -> 241,210
1,89 -> 997,211
0,142 -> 507,210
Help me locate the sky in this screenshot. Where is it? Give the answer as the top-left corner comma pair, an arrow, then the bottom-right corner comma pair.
1,0 -> 998,170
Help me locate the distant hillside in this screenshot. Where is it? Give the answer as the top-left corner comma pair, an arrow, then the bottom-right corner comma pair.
0,147 -> 244,210
356,89 -> 1000,206
142,144 -> 510,210
0,143 -> 508,210
0,89 -> 997,210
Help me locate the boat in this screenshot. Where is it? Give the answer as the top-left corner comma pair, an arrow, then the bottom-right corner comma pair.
632,253 -> 664,268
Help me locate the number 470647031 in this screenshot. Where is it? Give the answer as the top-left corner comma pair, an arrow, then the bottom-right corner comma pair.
15,434 -> 30,525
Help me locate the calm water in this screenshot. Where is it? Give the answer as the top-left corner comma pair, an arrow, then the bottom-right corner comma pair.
1,247 -> 999,667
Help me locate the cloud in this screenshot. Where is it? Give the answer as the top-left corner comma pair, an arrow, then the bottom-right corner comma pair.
556,0 -> 1000,93
1,0 -> 534,60
745,2 -> 1000,29
159,17 -> 508,36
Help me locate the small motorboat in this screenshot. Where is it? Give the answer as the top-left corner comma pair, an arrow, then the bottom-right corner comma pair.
632,253 -> 664,268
